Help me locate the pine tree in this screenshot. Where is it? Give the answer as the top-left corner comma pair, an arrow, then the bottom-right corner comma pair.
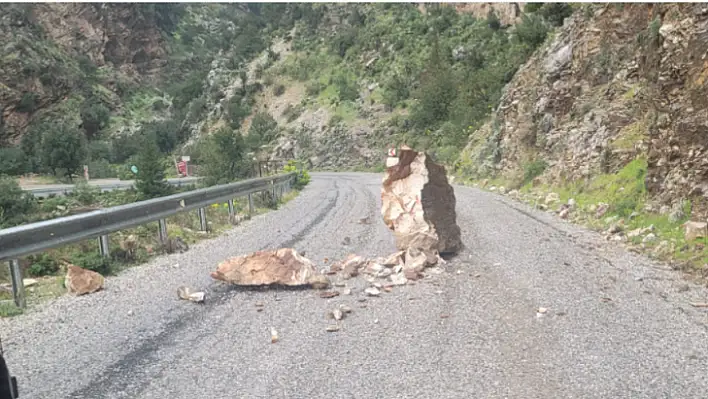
134,136 -> 171,199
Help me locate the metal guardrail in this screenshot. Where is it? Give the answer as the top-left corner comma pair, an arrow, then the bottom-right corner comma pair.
1,172 -> 296,309
24,177 -> 202,198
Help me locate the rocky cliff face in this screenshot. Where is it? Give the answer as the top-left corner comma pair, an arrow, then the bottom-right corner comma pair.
449,2 -> 525,26
458,3 -> 708,218
0,4 -> 167,144
32,4 -> 167,73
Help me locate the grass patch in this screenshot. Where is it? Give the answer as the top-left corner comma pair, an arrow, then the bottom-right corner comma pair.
0,301 -> 23,317
610,121 -> 646,151
459,156 -> 708,275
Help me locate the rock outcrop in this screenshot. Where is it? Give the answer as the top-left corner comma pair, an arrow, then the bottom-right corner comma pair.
458,3 -> 708,220
65,265 -> 104,295
0,3 -> 169,143
211,248 -> 330,288
381,146 -> 462,255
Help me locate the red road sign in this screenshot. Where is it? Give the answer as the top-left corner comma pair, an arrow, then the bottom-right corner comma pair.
387,147 -> 397,157
177,161 -> 187,176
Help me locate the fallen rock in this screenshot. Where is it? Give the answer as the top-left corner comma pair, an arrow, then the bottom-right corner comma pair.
65,265 -> 104,296
683,221 -> 708,242
642,233 -> 657,243
23,278 -> 38,288
404,268 -> 423,281
363,261 -> 385,275
403,247 -> 432,273
607,224 -> 623,234
177,286 -> 205,303
326,325 -> 340,332
338,254 -> 367,279
364,287 -> 380,296
380,251 -> 404,267
545,192 -> 560,205
211,248 -> 328,288
389,273 -> 408,286
381,146 -> 462,255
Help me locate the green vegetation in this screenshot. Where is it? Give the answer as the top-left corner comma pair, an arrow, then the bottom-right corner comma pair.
0,176 -> 37,228
269,3 -> 570,165
199,128 -> 250,186
135,136 -> 173,199
472,156 -> 708,273
283,159 -> 311,190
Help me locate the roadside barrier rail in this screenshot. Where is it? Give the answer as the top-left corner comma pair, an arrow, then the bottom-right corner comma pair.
0,173 -> 296,308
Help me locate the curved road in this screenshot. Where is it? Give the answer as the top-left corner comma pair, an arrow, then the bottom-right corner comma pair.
2,172 -> 708,398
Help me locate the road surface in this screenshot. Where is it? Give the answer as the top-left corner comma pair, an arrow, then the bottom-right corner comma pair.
20,177 -> 201,198
2,172 -> 708,398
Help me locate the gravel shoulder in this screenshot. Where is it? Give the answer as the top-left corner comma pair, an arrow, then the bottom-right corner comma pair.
2,172 -> 708,398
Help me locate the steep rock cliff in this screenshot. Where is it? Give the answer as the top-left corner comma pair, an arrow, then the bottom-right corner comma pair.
458,3 -> 708,218
0,4 -> 168,144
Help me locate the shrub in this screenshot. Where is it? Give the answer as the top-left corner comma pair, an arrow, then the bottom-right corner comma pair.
523,159 -> 548,184
17,92 -> 40,113
0,176 -> 36,228
80,101 -> 111,139
515,13 -> 549,48
283,160 -> 311,190
69,251 -> 114,275
199,128 -> 250,186
40,122 -> 88,180
71,181 -> 101,206
538,3 -> 573,27
247,112 -> 279,150
274,84 -> 286,96
26,253 -> 60,277
0,147 -> 27,176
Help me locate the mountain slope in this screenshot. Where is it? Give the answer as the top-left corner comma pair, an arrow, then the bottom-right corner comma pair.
458,3 -> 708,218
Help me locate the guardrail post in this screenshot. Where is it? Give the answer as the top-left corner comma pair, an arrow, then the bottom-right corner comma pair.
227,199 -> 235,217
158,219 -> 168,244
248,193 -> 254,217
98,235 -> 110,258
198,207 -> 208,232
9,259 -> 26,309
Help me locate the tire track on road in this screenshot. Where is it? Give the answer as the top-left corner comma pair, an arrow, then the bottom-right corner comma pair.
68,179 -> 344,399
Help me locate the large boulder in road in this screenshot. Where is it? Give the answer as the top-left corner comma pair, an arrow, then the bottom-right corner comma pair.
381,146 -> 462,255
211,248 -> 330,288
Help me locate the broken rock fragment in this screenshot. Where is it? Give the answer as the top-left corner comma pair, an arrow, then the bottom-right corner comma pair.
337,254 -> 367,279
381,146 -> 462,255
65,265 -> 104,296
211,248 -> 328,288
177,286 -> 205,303
683,221 -> 708,242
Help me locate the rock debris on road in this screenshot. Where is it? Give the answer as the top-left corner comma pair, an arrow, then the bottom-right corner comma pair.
1,172 -> 708,398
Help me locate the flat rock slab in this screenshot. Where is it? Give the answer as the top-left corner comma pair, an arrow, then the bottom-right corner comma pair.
381,146 -> 462,255
211,248 -> 328,287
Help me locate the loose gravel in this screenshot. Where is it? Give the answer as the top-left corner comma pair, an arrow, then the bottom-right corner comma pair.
1,172 -> 708,398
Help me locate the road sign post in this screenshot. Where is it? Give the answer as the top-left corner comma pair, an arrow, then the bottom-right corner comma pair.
386,146 -> 399,168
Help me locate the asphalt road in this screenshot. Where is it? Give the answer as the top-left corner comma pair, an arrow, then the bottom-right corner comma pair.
2,172 -> 708,398
21,177 -> 201,197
